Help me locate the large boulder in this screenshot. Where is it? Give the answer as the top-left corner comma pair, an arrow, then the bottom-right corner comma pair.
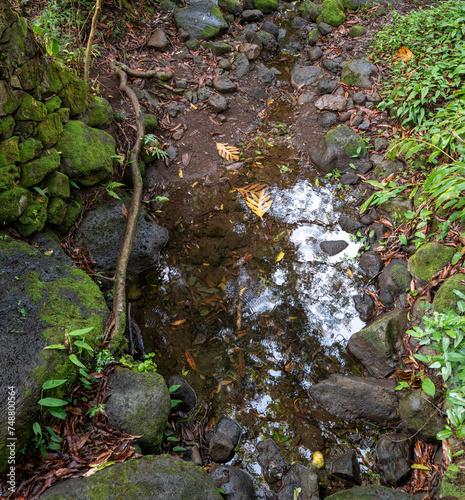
347,309 -> 408,377
290,65 -> 324,89
56,120 -> 115,186
105,367 -> 171,454
376,433 -> 412,486
408,243 -> 455,284
341,60 -> 377,89
433,273 -> 465,313
39,455 -> 223,499
325,485 -> 414,499
309,125 -> 370,174
0,236 -> 110,473
321,0 -> 346,27
253,0 -> 278,14
174,0 -> 228,40
75,200 -> 169,278
308,375 -> 399,425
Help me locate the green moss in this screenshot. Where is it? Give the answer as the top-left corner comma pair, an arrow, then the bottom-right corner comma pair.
15,93 -> 48,121
15,196 -> 48,236
186,38 -> 200,50
441,463 -> 465,499
308,28 -> 320,45
44,171 -> 70,198
18,137 -> 43,163
47,196 -> 67,225
0,135 -> 20,167
203,41 -> 231,55
35,112 -> 64,148
40,60 -> 71,96
45,96 -> 62,114
59,73 -> 95,117
143,114 -> 158,134
409,243 -> 455,283
15,58 -> 41,92
433,273 -> 465,313
0,115 -> 15,139
299,1 -> 321,21
0,165 -> 19,192
349,25 -> 366,37
218,0 -> 240,14
321,0 -> 346,27
21,148 -> 60,188
0,186 -> 32,224
253,0 -> 278,14
80,96 -> 113,129
0,82 -> 22,116
325,125 -> 367,158
57,195 -> 82,234
56,107 -> 70,124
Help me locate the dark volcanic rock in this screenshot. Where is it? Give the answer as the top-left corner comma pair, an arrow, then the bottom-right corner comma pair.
376,433 -> 412,486
319,239 -> 349,256
328,450 -> 361,484
257,439 -> 289,484
211,466 -> 255,500
279,463 -> 319,500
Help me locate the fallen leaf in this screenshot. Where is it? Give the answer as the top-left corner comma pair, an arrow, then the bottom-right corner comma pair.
347,268 -> 353,279
182,153 -> 191,166
395,46 -> 414,62
216,142 -> 240,161
121,204 -> 128,217
186,352 -> 196,370
276,251 -> 285,263
171,319 -> 186,326
178,168 -> 183,178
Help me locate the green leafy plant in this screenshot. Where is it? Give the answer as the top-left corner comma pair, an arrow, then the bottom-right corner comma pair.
143,135 -> 169,160
407,290 -> 465,440
120,352 -> 158,373
104,181 -> 125,200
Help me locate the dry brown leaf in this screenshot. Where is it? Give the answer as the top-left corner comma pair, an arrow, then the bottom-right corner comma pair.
185,352 -> 197,370
216,142 -> 240,161
237,184 -> 273,219
394,46 -> 414,62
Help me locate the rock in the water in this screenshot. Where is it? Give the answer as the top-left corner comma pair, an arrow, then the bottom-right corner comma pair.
399,390 -> 445,441
39,455 -> 222,499
174,0 -> 228,40
328,450 -> 361,484
105,367 -> 171,453
290,65 -> 324,89
309,125 -> 369,174
209,418 -> 243,463
348,309 -> 408,377
211,465 -> 255,500
378,259 -> 411,308
147,29 -> 170,50
166,375 -> 197,412
376,433 -> 412,486
325,485 -> 414,499
408,243 -> 455,284
320,239 -> 349,256
341,60 -> 377,89
315,94 -> 347,111
257,439 -> 289,483
353,294 -> 374,322
339,215 -> 366,235
208,93 -> 229,112
56,120 -> 115,186
308,375 -> 399,425
279,463 -> 319,500
75,200 -> 168,278
213,75 -> 237,93
0,238 -> 109,473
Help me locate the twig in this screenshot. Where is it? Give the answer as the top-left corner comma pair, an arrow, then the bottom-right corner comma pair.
84,0 -> 102,83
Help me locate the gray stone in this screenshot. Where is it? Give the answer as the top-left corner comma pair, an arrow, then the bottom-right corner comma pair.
211,466 -> 255,500
328,450 -> 361,484
257,439 -> 289,484
359,250 -> 383,277
166,375 -> 197,412
339,111 -> 351,122
358,119 -> 370,130
353,91 -> 367,105
208,93 -> 229,112
252,86 -> 269,101
367,92 -> 382,104
209,431 -> 236,463
257,63 -> 276,85
353,294 -> 374,322
339,215 -> 366,235
323,58 -> 339,73
219,58 -> 232,70
241,9 -> 264,22
238,42 -> 261,59
340,172 -> 359,184
233,53 -> 250,78
308,28 -> 320,45
352,115 -> 363,127
376,433 -> 412,486
147,29 -> 170,50
341,59 -> 377,89
374,137 -> 389,151
320,112 -> 337,128
325,485 -> 414,500
75,200 -> 168,278
320,239 -> 348,256
219,0 -> 242,15
290,65 -> 324,89
318,80 -> 337,95
308,375 -> 399,425
308,46 -> 323,60
378,259 -> 411,307
213,75 -> 237,93
106,368 -> 171,453
253,30 -> 278,52
279,464 -> 319,500
315,94 -> 347,111
318,22 -> 333,35
174,0 -> 228,40
39,455 -> 222,499
262,20 -> 279,39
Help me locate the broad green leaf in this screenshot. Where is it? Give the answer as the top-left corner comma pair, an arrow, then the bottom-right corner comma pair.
38,397 -> 68,407
69,354 -> 86,369
422,377 -> 436,397
68,327 -> 93,337
44,344 -> 67,350
42,379 -> 67,390
74,340 -> 94,354
49,408 -> 67,419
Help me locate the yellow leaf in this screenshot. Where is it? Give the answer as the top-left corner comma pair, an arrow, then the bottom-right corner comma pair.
395,46 -> 414,62
315,178 -> 320,186
311,451 -> 324,469
347,268 -> 353,279
220,204 -> 223,210
216,142 -> 240,161
237,184 -> 273,219
171,319 -> 186,326
178,168 -> 183,178
276,251 -> 285,263
411,464 -> 430,471
185,352 -> 196,370
190,103 -> 198,110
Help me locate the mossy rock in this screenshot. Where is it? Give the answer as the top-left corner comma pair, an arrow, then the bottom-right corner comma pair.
0,239 -> 113,473
308,27 -> 320,45
47,196 -> 67,225
377,196 -> 412,223
0,115 -> 15,139
15,196 -> 48,236
0,135 -> 19,167
14,93 -> 48,121
56,120 -> 115,186
21,148 -> 60,188
0,81 -> 23,116
321,0 -> 346,27
186,38 -> 200,50
174,0 -> 229,40
43,171 -> 70,199
35,112 -> 64,148
341,59 -> 377,89
253,0 -> 278,14
433,273 -> 465,313
37,59 -> 71,97
143,114 -> 158,134
57,194 -> 82,234
59,73 -> 95,117
440,462 -> 465,500
203,41 -> 231,55
0,164 -> 19,192
18,137 -> 43,163
45,96 -> 62,114
325,484 -> 414,499
218,0 -> 242,15
79,96 -> 114,129
349,25 -> 366,37
299,1 -> 322,21
39,455 -> 223,499
15,57 -> 42,92
0,185 -> 32,224
56,107 -> 70,124
408,243 -> 455,283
